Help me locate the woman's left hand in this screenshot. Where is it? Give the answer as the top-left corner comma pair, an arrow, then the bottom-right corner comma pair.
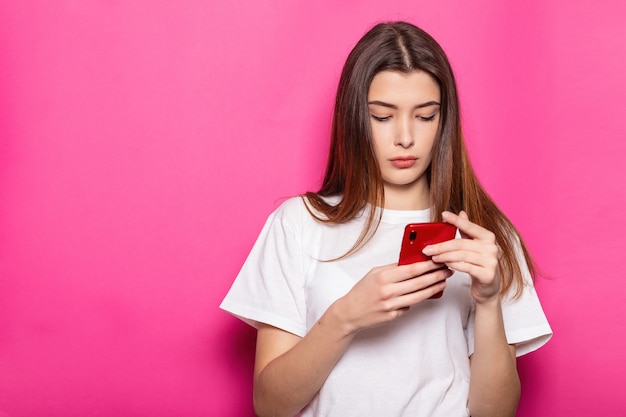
422,211 -> 501,304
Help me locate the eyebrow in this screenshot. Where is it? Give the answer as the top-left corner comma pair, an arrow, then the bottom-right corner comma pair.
367,100 -> 441,110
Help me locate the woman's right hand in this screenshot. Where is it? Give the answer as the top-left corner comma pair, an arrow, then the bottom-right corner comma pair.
253,260 -> 449,417
253,260 -> 451,417
334,260 -> 453,335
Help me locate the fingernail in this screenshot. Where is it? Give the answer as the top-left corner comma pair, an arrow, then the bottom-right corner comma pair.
422,246 -> 433,255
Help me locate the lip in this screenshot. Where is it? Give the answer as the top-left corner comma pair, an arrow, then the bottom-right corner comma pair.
390,156 -> 417,168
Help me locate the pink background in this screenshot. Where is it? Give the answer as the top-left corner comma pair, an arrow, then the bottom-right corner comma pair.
1,1 -> 624,416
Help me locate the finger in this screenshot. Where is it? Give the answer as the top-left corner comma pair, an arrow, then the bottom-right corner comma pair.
431,249 -> 498,270
369,261 -> 442,286
395,260 -> 444,281
421,234 -> 467,257
392,267 -> 453,296
444,261 -> 493,282
424,237 -> 495,257
458,211 -> 470,238
442,211 -> 495,242
395,280 -> 449,308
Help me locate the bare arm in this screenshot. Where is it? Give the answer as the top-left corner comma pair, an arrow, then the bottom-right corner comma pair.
468,299 -> 519,417
425,210 -> 520,417
253,261 -> 451,417
253,306 -> 353,417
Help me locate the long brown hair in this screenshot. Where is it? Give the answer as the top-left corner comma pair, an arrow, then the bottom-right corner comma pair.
304,21 -> 533,296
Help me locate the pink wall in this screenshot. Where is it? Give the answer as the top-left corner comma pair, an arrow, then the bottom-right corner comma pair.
1,1 -> 624,416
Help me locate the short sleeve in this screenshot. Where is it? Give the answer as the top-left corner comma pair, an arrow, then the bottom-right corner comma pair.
219,199 -> 308,337
466,241 -> 553,357
500,261 -> 553,357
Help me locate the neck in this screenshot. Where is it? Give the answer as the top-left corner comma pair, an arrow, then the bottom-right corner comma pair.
383,181 -> 431,210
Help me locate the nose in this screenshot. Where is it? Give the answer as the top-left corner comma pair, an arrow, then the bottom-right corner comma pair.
394,117 -> 414,148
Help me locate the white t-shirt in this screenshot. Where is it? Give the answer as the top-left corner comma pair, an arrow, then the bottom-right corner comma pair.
220,196 -> 552,417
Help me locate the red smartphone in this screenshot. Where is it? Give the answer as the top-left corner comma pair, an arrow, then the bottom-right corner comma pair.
398,222 -> 457,299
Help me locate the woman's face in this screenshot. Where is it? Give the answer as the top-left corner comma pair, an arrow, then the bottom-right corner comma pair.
367,70 -> 441,209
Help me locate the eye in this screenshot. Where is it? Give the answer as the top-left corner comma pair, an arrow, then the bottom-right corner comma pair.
371,115 -> 391,122
417,114 -> 437,122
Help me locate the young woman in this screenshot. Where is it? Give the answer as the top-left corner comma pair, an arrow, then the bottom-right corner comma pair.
221,21 -> 552,417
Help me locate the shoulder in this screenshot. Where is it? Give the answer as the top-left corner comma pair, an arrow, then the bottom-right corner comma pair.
272,194 -> 342,224
266,196 -> 317,236
271,196 -> 309,223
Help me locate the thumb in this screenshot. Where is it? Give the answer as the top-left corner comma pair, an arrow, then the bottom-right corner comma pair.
458,210 -> 471,239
